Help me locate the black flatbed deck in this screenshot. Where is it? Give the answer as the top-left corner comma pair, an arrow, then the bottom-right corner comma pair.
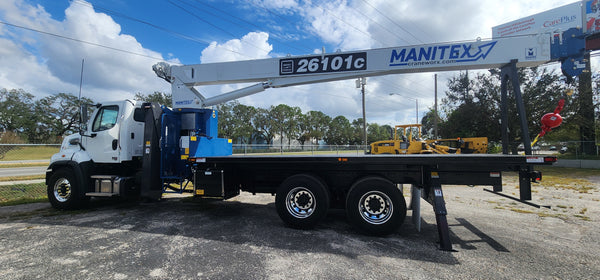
196,154 -> 551,192
190,153 -> 554,251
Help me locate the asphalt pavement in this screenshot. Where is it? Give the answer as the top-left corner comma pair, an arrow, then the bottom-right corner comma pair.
0,166 -> 47,178
1,182 -> 599,280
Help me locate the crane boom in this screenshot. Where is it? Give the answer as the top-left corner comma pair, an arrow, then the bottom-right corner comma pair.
153,29 -> 585,108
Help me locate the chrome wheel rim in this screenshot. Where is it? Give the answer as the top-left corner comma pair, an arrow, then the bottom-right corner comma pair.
286,187 -> 315,219
358,191 -> 393,225
53,178 -> 72,203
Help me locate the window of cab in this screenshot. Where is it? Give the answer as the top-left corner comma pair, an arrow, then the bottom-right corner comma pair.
92,105 -> 119,132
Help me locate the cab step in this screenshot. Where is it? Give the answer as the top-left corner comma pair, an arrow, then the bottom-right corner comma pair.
85,192 -> 119,197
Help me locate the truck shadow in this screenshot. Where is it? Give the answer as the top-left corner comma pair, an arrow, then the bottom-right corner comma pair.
448,218 -> 510,252
20,197 -> 465,265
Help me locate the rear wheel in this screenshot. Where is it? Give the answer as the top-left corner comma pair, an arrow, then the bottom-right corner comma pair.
275,174 -> 330,229
346,176 -> 406,235
47,169 -> 88,210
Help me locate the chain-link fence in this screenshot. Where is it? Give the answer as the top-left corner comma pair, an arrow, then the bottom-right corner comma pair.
510,141 -> 599,158
232,144 -> 368,155
1,141 -> 598,206
0,144 -> 59,206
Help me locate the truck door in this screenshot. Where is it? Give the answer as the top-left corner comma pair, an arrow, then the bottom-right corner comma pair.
84,105 -> 121,163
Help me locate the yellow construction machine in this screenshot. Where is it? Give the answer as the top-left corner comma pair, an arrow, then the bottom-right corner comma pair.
368,124 -> 488,155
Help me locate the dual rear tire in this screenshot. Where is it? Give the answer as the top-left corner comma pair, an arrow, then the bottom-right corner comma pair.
346,177 -> 406,235
275,174 -> 329,229
275,174 -> 406,235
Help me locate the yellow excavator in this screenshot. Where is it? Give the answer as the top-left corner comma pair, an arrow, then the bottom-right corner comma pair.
368,124 -> 488,155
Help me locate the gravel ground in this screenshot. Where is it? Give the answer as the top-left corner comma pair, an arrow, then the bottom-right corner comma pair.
0,172 -> 598,279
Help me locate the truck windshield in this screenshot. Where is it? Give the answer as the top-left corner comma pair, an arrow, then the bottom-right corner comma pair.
92,105 -> 119,132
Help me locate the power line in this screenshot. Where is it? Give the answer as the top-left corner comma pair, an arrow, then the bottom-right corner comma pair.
311,2 -> 387,47
249,2 -> 317,53
346,2 -> 406,46
189,0 -> 314,54
71,0 -> 248,59
360,0 -> 424,44
0,20 -> 166,61
71,0 -> 209,45
311,1 -> 433,96
168,0 -> 273,58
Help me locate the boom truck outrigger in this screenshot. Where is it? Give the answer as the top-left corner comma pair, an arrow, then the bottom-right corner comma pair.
46,6 -> 592,250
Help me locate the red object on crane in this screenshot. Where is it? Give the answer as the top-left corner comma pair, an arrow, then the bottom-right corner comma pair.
538,99 -> 565,137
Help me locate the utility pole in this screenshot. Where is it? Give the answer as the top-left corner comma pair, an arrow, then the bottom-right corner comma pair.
434,74 -> 438,139
415,99 -> 419,124
578,52 -> 596,155
357,77 -> 367,149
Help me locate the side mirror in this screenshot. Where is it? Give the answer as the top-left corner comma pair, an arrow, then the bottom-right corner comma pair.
79,104 -> 89,135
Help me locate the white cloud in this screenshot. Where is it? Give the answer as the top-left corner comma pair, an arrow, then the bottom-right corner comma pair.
257,0 -> 298,10
0,0 -> 172,102
300,0 -> 373,51
0,37 -> 71,94
200,32 -> 273,63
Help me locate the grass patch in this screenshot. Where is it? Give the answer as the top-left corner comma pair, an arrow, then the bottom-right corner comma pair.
535,166 -> 598,193
0,183 -> 47,206
0,197 -> 48,207
573,214 -> 591,221
537,166 -> 600,177
0,145 -> 59,161
510,208 -> 568,220
510,208 -> 536,214
0,162 -> 48,168
537,212 -> 567,220
0,175 -> 45,182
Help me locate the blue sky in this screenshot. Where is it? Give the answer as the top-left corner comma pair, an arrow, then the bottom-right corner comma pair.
38,1 -> 324,63
0,0 -> 581,125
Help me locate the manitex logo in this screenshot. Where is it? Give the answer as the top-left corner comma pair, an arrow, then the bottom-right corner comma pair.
389,41 -> 497,67
175,99 -> 193,106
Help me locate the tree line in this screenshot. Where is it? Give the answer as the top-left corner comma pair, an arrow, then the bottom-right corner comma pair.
421,67 -> 598,154
0,89 -> 392,145
0,89 -> 93,144
138,91 -> 394,146
1,67 -> 597,152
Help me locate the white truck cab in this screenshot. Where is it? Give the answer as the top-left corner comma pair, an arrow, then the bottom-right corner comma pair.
47,100 -> 146,209
51,100 -> 145,165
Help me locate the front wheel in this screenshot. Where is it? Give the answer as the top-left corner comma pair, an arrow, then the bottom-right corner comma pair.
47,169 -> 88,210
346,176 -> 406,235
275,174 -> 330,229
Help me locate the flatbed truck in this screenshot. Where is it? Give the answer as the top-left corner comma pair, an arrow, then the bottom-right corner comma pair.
46,3 -> 591,250
46,98 -> 555,251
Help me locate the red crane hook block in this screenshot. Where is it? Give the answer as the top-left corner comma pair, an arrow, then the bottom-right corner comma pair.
538,99 -> 565,137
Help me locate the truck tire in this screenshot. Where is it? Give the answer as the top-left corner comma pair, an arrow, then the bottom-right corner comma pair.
47,169 -> 88,210
275,174 -> 330,229
346,176 -> 406,236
